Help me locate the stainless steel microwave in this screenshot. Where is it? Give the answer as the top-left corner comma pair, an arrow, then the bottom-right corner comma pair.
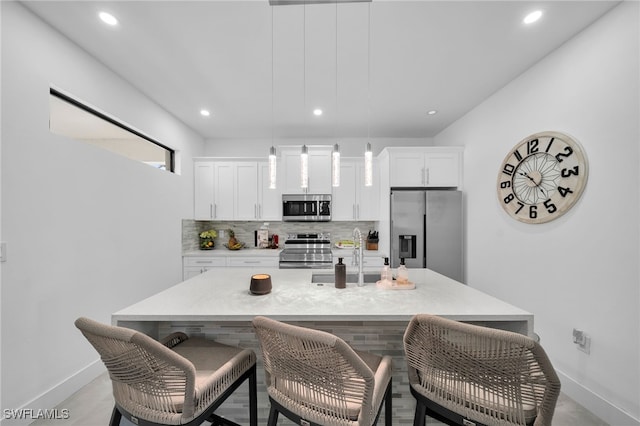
282,194 -> 331,222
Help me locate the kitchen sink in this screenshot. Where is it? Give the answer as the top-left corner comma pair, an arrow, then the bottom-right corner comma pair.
311,272 -> 380,284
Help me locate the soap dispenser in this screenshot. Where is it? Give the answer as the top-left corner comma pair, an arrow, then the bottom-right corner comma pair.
397,258 -> 409,284
335,258 -> 346,289
381,257 -> 392,284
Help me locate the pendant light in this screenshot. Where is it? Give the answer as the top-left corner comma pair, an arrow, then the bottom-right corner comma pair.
364,142 -> 373,187
268,146 -> 277,189
301,144 -> 309,189
332,1 -> 340,187
268,6 -> 277,189
332,144 -> 340,187
364,2 -> 373,187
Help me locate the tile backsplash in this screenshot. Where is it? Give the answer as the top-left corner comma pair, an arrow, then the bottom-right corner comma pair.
182,219 -> 378,252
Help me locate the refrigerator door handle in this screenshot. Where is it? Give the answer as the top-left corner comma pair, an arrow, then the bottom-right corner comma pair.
423,213 -> 427,268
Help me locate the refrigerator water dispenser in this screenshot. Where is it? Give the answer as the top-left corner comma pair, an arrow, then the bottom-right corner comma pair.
399,235 -> 417,259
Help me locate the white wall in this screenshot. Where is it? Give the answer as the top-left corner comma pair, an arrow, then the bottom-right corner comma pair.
435,2 -> 639,424
0,2 -> 204,420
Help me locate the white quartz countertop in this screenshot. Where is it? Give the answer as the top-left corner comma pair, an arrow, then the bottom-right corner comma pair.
113,267 -> 532,329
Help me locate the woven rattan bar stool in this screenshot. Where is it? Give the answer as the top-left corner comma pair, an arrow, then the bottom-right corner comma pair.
75,317 -> 257,426
252,316 -> 393,426
403,314 -> 561,426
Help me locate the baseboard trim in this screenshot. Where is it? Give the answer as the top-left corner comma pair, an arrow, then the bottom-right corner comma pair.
557,370 -> 639,426
1,360 -> 105,426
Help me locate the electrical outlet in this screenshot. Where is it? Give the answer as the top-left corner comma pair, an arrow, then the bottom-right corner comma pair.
219,230 -> 225,239
573,328 -> 591,354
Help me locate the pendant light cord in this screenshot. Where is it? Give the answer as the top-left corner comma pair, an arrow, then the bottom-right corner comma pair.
335,0 -> 338,142
367,2 -> 371,143
271,5 -> 274,144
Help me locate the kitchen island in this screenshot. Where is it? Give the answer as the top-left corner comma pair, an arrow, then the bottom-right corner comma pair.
113,267 -> 532,424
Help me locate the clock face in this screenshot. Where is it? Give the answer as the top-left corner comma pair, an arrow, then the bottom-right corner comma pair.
497,131 -> 588,224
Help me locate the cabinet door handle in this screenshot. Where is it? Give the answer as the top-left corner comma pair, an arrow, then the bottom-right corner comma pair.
255,204 -> 258,219
209,204 -> 213,219
356,205 -> 360,219
243,261 -> 260,264
425,168 -> 430,185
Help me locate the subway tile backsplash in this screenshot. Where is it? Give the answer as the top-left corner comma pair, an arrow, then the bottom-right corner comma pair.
182,219 -> 378,252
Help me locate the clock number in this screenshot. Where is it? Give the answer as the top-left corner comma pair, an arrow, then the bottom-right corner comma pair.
513,150 -> 523,162
561,166 -> 579,177
527,139 -> 539,155
515,202 -> 524,214
502,163 -> 515,176
555,146 -> 574,163
529,205 -> 537,219
500,181 -> 511,189
558,186 -> 574,197
544,137 -> 555,153
504,193 -> 515,204
544,199 -> 557,214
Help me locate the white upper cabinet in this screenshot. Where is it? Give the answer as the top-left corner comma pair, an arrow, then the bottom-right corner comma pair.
194,161 -> 215,220
193,159 -> 281,221
258,162 -> 281,220
234,162 -> 259,220
213,162 -> 235,220
388,147 -> 462,188
332,158 -> 379,221
281,146 -> 332,194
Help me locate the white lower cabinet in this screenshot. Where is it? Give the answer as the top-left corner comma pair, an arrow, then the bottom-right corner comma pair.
227,257 -> 279,268
183,257 -> 227,280
183,254 -> 280,279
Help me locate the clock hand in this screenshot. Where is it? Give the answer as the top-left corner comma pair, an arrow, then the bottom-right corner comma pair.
518,170 -> 548,198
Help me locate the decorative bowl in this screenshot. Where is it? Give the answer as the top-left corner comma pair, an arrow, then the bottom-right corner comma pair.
223,242 -> 246,250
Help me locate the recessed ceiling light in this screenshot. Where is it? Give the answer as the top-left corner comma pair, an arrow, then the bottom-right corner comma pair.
200,109 -> 211,117
427,110 -> 438,116
523,10 -> 543,25
98,11 -> 118,26
313,108 -> 323,116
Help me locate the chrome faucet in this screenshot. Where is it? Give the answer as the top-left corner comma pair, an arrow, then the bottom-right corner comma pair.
353,227 -> 364,286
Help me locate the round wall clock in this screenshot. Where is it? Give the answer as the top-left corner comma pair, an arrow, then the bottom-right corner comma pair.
497,131 -> 588,224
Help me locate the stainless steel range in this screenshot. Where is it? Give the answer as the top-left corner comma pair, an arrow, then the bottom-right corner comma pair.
279,233 -> 333,269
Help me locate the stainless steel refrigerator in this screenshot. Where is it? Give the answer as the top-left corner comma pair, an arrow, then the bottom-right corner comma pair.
390,189 -> 463,282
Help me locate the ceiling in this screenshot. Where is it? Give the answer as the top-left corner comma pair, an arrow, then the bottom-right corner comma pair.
23,1 -> 619,140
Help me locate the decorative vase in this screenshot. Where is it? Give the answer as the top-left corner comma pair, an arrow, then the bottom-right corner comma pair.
199,236 -> 215,250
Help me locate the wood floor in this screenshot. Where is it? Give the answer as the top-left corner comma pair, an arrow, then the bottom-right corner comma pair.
30,372 -> 608,426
